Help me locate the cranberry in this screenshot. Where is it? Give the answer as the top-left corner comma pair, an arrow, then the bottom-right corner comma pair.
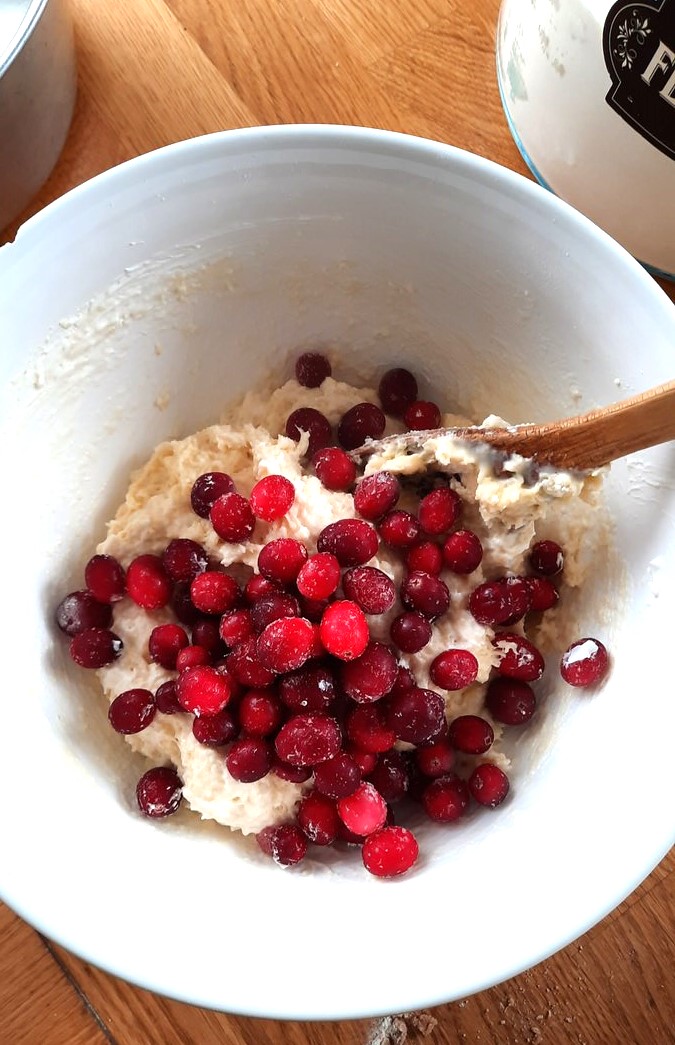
493,632 -> 545,682
422,775 -> 469,822
136,766 -> 182,818
271,757 -> 313,783
244,574 -> 282,604
448,715 -> 494,754
362,826 -> 418,877
84,555 -> 126,603
400,571 -> 450,619
155,680 -> 182,715
429,649 -> 479,690
249,474 -> 295,522
297,791 -> 340,845
285,407 -> 332,456
342,566 -> 396,615
258,538 -> 308,584
257,617 -> 315,673
228,636 -> 277,687
560,637 -> 609,687
314,752 -> 361,799
162,539 -> 208,583
250,592 -> 300,633
346,704 -> 396,753
340,642 -> 398,703
317,518 -> 379,567
238,689 -> 282,737
295,351 -> 332,387
171,582 -> 202,626
296,553 -> 341,600
176,644 -> 211,670
337,402 -> 386,451
387,687 -> 445,745
378,368 -> 418,417
275,713 -> 341,766
148,623 -> 189,669
347,747 -> 379,774
406,541 -> 443,576
192,709 -> 238,746
224,738 -> 271,782
404,400 -> 441,430
416,737 -> 454,778
191,472 -> 235,518
69,628 -> 123,668
469,763 -> 510,807
219,608 -> 255,648
469,576 -> 531,627
191,619 -> 226,656
279,665 -> 337,713
263,823 -> 308,866
108,689 -> 156,734
126,554 -> 172,610
527,576 -> 560,612
176,664 -> 233,716
390,612 -> 432,653
418,487 -> 461,535
188,572 -> 238,615
211,493 -> 256,543
390,665 -> 416,696
378,509 -> 421,549
312,447 -> 357,491
486,677 -> 536,725
530,539 -> 564,577
368,750 -> 410,802
443,530 -> 483,574
337,782 -> 387,836
319,600 -> 369,661
56,591 -> 112,636
353,472 -> 400,521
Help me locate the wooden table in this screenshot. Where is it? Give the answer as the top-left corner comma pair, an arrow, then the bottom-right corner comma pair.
2,1 -> 673,1042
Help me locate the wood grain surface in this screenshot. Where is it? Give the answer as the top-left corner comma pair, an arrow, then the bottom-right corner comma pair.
2,0 -> 673,1042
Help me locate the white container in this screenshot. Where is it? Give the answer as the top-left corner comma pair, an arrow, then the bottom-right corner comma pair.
497,0 -> 675,277
1,127 -> 674,1019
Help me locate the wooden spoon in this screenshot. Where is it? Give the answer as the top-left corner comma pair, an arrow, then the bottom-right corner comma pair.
351,379 -> 675,472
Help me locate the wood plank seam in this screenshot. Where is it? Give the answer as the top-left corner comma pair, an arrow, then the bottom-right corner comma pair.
41,936 -> 118,1045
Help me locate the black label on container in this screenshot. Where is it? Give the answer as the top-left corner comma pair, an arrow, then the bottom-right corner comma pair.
603,0 -> 675,160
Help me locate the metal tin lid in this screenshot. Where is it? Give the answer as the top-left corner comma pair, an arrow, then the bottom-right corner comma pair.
0,0 -> 47,76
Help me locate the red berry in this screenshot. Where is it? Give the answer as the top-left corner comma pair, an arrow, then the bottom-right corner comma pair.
418,487 -> 461,535
353,472 -> 400,520
368,750 -> 410,802
191,472 -> 235,518
176,644 -> 211,670
493,632 -> 545,682
298,791 -> 340,844
279,665 -> 337,712
342,566 -> 396,615
529,540 -> 564,576
238,689 -> 283,737
261,823 -> 308,866
148,623 -> 189,669
275,713 -> 341,766
429,649 -> 479,690
258,538 -> 308,584
256,617 -> 315,673
84,555 -> 126,603
469,763 -> 510,807
171,582 -> 202,626
337,402 -> 386,451
337,782 -> 387,836
400,571 -> 450,619
108,689 -> 156,734
319,600 -> 369,661
443,530 -> 483,574
317,518 -> 379,567
250,592 -> 300,634
448,715 -> 494,754
210,493 -> 256,543
347,747 -> 379,774
226,738 -> 272,782
406,541 -> 443,576
192,709 -> 238,746
390,665 -> 416,696
387,687 -> 446,745
219,608 -> 255,648
404,400 -> 441,430
560,637 -> 609,687
155,680 -> 183,715
190,571 -> 239,614
312,447 -> 357,491
176,664 -> 234,716
378,368 -> 418,417
295,351 -> 332,388
286,407 -> 332,456
126,554 -> 172,609
526,576 -> 560,612
340,642 -> 399,703
136,766 -> 182,818
415,738 -> 454,778
227,636 -> 277,687
313,752 -> 361,799
162,538 -> 208,583
296,552 -> 341,600
378,509 -> 421,549
250,474 -> 295,521
244,574 -> 282,604
390,612 -> 432,653
422,775 -> 469,822
362,826 -> 419,877
69,628 -> 123,668
191,619 -> 225,656
56,591 -> 112,635
485,677 -> 536,725
271,758 -> 313,783
469,576 -> 531,626
346,704 -> 396,753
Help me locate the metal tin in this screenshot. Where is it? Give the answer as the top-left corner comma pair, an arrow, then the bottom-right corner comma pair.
0,0 -> 76,231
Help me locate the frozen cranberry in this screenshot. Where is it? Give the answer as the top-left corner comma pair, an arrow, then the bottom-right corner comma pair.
238,689 -> 283,737
387,687 -> 445,745
530,540 -> 564,577
155,680 -> 182,715
267,823 -> 308,866
389,612 -> 431,653
390,665 -> 416,696
56,591 -> 112,636
416,737 -> 454,778
176,644 -> 210,670
560,637 -> 609,687
379,509 -> 421,549
469,576 -> 531,626
422,775 -> 469,822
469,763 -> 510,807
448,715 -> 494,754
126,554 -> 172,610
319,600 -> 369,661
378,368 -> 418,417
177,664 -> 233,716
314,752 -> 361,799
312,447 -> 357,491
70,628 -> 123,668
340,642 -> 398,703
210,493 -> 256,543
493,632 -> 545,682
170,582 -> 201,626
347,704 -> 396,753
347,747 -> 379,774
84,555 -> 126,603
295,351 -> 332,387
362,825 -> 419,878
443,530 -> 483,574
296,553 -> 341,600
226,737 -> 272,782
527,576 -> 560,612
191,471 -> 235,518
162,539 -> 208,583
108,688 -> 156,734
136,766 -> 182,818
250,592 -> 300,634
279,665 -> 336,713
368,750 -> 410,802
429,649 -> 479,690
191,619 -> 225,657
218,608 -> 254,648
298,791 -> 340,845
271,757 -> 313,783
337,782 -> 387,836
342,566 -> 396,615
337,402 -> 386,451
353,472 -> 400,521
404,400 -> 441,430
244,574 -> 282,604
188,572 -> 238,615
317,518 -> 379,567
286,407 -> 332,456
418,487 -> 461,535
258,538 -> 308,584
257,617 -> 315,673
401,571 -> 450,619
148,623 -> 189,669
250,475 -> 295,522
275,713 -> 341,766
192,709 -> 239,746
228,636 -> 277,687
486,677 -> 536,725
406,542 -> 443,576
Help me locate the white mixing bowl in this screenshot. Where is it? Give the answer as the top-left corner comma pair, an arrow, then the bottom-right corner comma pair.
1,126 -> 674,1019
